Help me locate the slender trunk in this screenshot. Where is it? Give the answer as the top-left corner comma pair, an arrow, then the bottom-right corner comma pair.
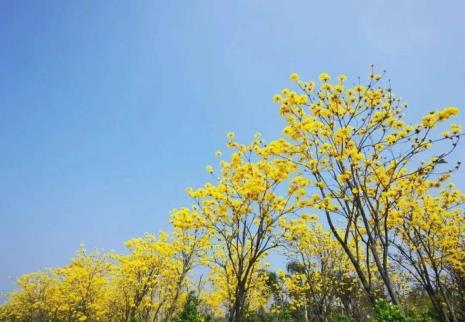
303,300 -> 309,322
353,192 -> 399,306
163,270 -> 187,321
324,208 -> 377,306
438,284 -> 457,322
229,284 -> 247,322
424,286 -> 450,322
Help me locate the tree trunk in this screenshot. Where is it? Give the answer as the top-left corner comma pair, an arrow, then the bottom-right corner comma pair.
424,286 -> 451,322
229,284 -> 247,322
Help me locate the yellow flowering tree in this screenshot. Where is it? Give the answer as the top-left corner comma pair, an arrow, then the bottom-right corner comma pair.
202,259 -> 272,320
390,182 -> 465,322
281,216 -> 368,321
167,208 -> 211,319
186,134 -> 313,322
0,248 -> 113,322
53,247 -> 112,322
273,69 -> 462,309
0,232 -> 206,322
108,225 -> 208,322
109,232 -> 178,321
0,271 -> 62,321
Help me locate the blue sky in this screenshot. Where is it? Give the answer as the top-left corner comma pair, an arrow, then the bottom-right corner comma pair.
1,0 -> 464,292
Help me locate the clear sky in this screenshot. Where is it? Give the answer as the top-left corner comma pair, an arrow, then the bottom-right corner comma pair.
1,0 -> 464,292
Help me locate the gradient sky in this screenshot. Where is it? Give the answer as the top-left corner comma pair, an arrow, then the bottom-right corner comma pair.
1,0 -> 465,292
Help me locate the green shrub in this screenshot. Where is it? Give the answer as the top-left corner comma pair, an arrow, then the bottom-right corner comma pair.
170,291 -> 205,322
330,313 -> 356,322
372,299 -> 433,322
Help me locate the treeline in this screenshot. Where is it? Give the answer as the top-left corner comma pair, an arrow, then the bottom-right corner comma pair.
1,70 -> 464,322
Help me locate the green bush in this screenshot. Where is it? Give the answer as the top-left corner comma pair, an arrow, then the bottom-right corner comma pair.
170,291 -> 206,322
330,313 -> 356,322
372,299 -> 433,322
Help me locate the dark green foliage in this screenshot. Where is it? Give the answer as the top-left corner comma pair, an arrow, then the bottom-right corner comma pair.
245,311 -> 273,322
171,291 -> 206,322
245,310 -> 293,322
330,314 -> 357,322
371,299 -> 433,322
